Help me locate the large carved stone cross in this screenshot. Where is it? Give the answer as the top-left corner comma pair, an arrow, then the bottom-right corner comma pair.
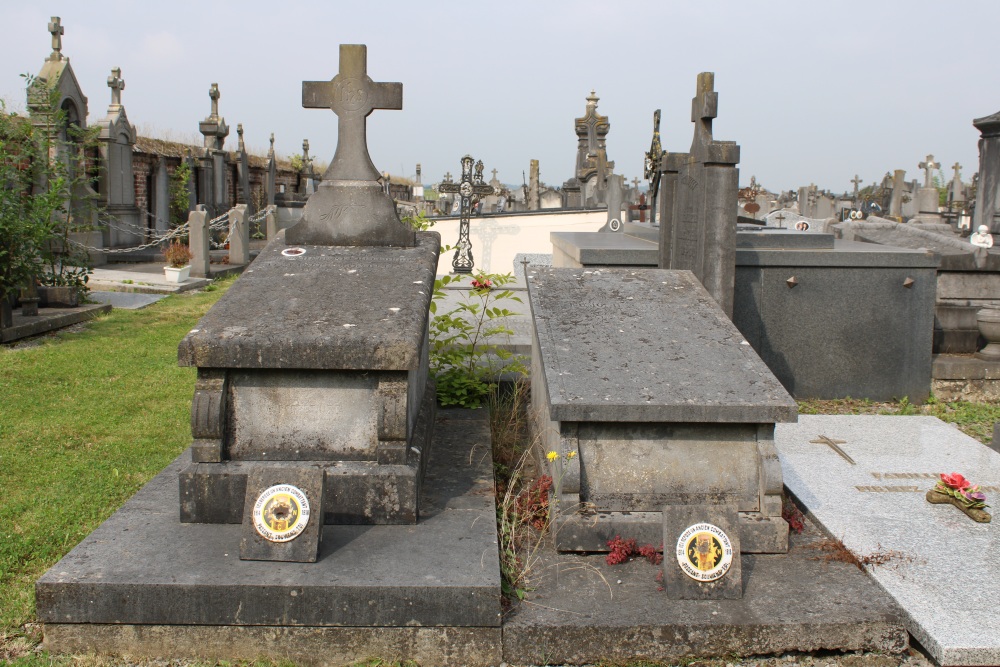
209,83 -> 221,118
690,72 -> 718,153
48,17 -> 64,60
107,68 -> 124,107
851,174 -> 863,195
918,154 -> 940,188
302,44 -> 402,182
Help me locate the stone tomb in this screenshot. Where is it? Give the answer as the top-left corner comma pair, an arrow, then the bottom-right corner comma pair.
776,415 -> 1000,667
177,44 -> 434,552
177,235 -> 438,531
527,267 -> 798,560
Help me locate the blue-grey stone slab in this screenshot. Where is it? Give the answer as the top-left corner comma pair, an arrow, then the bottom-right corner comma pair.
178,232 -> 439,370
88,291 -> 167,309
526,266 -> 796,423
775,415 -> 1000,666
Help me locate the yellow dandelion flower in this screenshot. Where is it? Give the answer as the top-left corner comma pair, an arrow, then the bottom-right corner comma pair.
567,451 -> 577,459
546,451 -> 559,461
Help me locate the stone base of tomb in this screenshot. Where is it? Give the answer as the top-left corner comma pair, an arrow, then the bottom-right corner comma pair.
178,377 -> 436,524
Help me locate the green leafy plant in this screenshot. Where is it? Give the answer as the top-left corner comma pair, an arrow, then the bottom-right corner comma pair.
429,272 -> 527,408
0,75 -> 98,307
401,210 -> 434,231
168,158 -> 192,227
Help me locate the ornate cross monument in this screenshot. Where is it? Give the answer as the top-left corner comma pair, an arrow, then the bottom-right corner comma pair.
919,154 -> 940,188
286,44 -> 413,246
644,109 -> 663,224
438,155 -> 497,273
107,68 -> 124,107
851,174 -> 863,205
48,17 -> 64,61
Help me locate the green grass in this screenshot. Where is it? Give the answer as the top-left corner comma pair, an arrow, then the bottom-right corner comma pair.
0,278 -> 235,635
797,395 -> 1000,444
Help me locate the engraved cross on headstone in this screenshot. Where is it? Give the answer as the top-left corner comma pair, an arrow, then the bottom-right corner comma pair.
774,213 -> 786,228
48,17 -> 64,60
690,72 -> 718,153
302,44 -> 402,182
809,435 -> 855,465
107,68 -> 124,107
918,154 -> 940,188
438,155 -> 496,273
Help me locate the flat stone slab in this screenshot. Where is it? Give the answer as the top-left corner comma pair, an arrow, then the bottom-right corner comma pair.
37,410 -> 501,633
775,415 -> 1000,667
526,266 -> 797,422
503,518 -> 907,665
88,291 -> 167,309
1,303 -> 111,344
178,232 -> 439,370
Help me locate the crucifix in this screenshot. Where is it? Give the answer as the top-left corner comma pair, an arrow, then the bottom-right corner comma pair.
809,435 -> 855,465
438,155 -> 497,273
302,44 -> 402,182
851,174 -> 863,202
107,68 -> 124,107
48,17 -> 64,60
644,108 -> 662,225
918,154 -> 939,188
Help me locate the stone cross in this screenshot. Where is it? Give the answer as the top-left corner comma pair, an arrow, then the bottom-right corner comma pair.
302,44 -> 402,182
443,171 -> 452,182
952,162 -> 962,180
237,123 -> 245,152
209,83 -> 221,119
48,17 -> 64,60
851,174 -> 863,200
268,133 -> 275,158
438,155 -> 496,273
690,72 -> 718,154
491,168 -> 498,181
918,154 -> 940,188
107,68 -> 124,106
302,139 -> 311,168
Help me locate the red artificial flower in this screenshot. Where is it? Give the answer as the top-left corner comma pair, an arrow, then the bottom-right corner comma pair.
940,472 -> 971,491
471,277 -> 492,290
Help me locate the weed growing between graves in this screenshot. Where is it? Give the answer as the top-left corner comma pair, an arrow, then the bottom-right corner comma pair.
429,272 -> 528,408
805,538 -> 914,571
0,276 -> 236,640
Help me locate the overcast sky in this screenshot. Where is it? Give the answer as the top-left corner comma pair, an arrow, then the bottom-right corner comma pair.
1,1 -> 998,195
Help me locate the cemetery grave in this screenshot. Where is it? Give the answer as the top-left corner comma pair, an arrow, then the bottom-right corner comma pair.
11,16 -> 1000,667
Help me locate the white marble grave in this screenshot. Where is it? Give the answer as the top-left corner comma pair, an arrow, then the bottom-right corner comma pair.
775,415 -> 1000,667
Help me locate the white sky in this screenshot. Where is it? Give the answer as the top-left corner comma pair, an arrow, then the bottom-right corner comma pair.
1,0 -> 997,194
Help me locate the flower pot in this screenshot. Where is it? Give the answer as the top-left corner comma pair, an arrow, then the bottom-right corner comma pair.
976,307 -> 1000,361
164,265 -> 191,284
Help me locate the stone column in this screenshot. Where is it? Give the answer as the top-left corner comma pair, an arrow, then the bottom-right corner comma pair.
188,206 -> 210,278
154,157 -> 170,232
528,159 -> 540,211
973,111 -> 1000,234
265,205 -> 278,240
889,170 -> 906,219
228,204 -> 249,266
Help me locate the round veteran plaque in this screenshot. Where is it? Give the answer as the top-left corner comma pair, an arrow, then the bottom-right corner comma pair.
675,522 -> 734,582
252,484 -> 311,542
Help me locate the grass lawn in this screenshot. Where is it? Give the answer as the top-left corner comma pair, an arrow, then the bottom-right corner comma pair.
2,279 -> 999,666
0,279 -> 233,643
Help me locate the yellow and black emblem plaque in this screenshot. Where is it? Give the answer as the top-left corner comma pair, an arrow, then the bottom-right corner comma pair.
252,484 -> 311,543
675,522 -> 734,582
